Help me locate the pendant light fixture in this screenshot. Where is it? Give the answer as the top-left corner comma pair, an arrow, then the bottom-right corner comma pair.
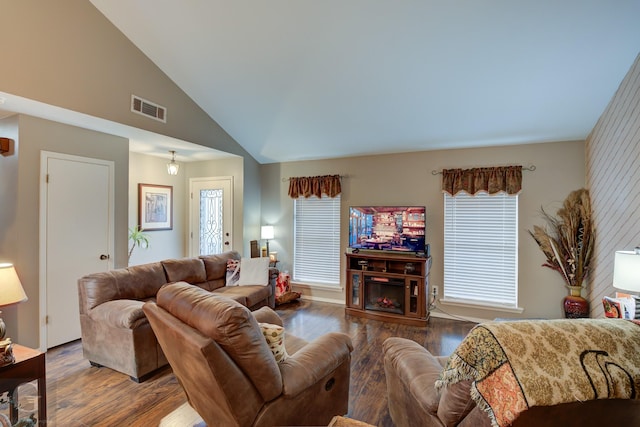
167,150 -> 179,176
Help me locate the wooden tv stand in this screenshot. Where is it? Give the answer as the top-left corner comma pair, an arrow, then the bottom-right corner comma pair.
345,252 -> 431,326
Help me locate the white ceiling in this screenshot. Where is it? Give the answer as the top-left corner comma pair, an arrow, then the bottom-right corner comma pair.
20,2 -> 640,165
88,1 -> 640,164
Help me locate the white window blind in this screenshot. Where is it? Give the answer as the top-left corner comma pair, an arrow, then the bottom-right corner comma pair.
293,195 -> 341,286
443,191 -> 518,307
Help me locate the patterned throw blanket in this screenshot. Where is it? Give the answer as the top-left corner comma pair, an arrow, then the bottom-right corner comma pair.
436,319 -> 640,427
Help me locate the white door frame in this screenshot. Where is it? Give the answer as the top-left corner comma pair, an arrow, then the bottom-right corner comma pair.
38,151 -> 115,351
189,176 -> 233,256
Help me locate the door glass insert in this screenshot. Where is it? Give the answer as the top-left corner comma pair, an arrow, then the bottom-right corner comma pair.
199,189 -> 223,255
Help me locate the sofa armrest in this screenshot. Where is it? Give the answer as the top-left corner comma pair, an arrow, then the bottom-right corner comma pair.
279,332 -> 353,397
252,306 -> 283,326
267,267 -> 278,308
383,337 -> 444,414
88,299 -> 148,329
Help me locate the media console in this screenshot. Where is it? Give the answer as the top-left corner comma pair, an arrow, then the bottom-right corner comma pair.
345,252 -> 431,326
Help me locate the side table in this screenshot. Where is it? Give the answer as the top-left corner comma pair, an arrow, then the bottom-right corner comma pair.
0,344 -> 46,425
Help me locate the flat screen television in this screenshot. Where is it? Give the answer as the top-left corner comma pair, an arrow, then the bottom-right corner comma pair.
349,206 -> 426,253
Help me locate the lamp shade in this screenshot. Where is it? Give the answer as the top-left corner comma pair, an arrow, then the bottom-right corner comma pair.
0,263 -> 28,307
261,225 -> 274,240
613,250 -> 640,292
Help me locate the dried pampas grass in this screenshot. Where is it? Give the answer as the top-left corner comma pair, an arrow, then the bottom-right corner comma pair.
528,188 -> 595,288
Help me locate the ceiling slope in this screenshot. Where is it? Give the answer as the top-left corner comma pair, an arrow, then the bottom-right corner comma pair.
90,0 -> 640,163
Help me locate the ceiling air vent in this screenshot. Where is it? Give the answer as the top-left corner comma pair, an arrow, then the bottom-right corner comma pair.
131,95 -> 166,123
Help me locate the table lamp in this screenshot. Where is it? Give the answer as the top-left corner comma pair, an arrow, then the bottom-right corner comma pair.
613,248 -> 640,293
0,263 -> 28,340
0,263 -> 27,366
261,225 -> 274,258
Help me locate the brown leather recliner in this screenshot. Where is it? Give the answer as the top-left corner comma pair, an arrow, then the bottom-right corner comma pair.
383,337 -> 640,427
143,282 -> 353,427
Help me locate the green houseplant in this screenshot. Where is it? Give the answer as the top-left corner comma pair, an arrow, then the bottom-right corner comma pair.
128,226 -> 150,261
528,188 -> 595,317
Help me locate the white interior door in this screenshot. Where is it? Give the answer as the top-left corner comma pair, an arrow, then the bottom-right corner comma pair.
189,177 -> 233,256
40,152 -> 114,349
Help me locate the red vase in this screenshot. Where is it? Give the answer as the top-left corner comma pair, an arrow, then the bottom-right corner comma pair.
563,286 -> 589,318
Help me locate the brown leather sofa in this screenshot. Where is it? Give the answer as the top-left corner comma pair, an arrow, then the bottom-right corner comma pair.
383,337 -> 640,427
78,251 -> 275,381
143,282 -> 353,427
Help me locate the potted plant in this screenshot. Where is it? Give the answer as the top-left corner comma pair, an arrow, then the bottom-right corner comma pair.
528,188 -> 595,318
128,226 -> 150,262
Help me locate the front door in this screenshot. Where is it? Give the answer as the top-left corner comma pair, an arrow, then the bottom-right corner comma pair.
40,152 -> 114,349
189,177 -> 233,256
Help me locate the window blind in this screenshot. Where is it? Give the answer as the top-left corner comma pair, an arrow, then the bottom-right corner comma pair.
443,192 -> 518,307
293,195 -> 341,286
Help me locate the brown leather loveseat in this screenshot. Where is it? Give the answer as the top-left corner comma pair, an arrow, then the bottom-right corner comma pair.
383,319 -> 640,427
78,251 -> 275,381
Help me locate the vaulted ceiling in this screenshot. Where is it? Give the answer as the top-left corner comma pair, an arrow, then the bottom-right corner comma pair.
90,1 -> 640,164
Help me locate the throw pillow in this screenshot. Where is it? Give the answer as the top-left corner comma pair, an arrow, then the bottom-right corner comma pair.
226,259 -> 240,286
259,322 -> 289,363
275,271 -> 290,298
237,257 -> 269,286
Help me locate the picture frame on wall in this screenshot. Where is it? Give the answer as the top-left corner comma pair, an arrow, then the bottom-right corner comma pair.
138,183 -> 173,231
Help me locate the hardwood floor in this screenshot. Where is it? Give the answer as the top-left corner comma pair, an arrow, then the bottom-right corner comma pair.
36,300 -> 476,426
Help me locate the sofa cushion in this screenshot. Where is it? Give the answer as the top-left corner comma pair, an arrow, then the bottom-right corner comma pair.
214,284 -> 271,308
163,258 -> 206,283
200,251 -> 240,281
78,262 -> 166,312
89,299 -> 148,329
210,287 -> 247,306
156,282 -> 282,402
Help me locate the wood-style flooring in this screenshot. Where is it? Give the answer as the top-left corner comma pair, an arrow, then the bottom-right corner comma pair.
30,300 -> 476,426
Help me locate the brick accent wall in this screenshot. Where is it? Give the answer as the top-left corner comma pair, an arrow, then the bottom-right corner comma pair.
586,54 -> 640,317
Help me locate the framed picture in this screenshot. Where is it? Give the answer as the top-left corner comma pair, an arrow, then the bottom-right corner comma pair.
138,184 -> 173,231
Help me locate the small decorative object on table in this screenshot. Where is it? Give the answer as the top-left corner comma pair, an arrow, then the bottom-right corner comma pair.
528,188 -> 595,318
0,338 -> 14,366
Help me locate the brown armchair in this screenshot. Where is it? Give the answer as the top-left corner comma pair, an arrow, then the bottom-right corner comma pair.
383,336 -> 640,427
143,282 -> 353,427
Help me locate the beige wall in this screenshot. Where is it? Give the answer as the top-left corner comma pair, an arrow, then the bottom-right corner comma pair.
1,0 -> 263,257
0,0 -> 251,160
261,140 -> 586,320
185,156 -> 251,254
0,1 -> 264,345
128,152 -> 187,265
0,116 -> 20,343
587,53 -> 640,317
7,115 -> 129,348
128,153 -> 252,263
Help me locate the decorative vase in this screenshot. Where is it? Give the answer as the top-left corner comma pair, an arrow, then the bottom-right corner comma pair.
563,286 -> 589,318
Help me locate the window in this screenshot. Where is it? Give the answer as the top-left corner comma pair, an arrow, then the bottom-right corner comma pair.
443,191 -> 518,308
293,195 -> 341,287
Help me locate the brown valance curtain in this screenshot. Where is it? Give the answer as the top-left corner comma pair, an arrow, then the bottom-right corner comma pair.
442,166 -> 522,195
288,174 -> 342,198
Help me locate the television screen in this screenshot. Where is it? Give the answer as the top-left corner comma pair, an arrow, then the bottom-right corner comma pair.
349,206 -> 426,253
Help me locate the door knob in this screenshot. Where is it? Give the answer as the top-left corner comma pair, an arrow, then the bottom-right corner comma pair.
100,254 -> 110,260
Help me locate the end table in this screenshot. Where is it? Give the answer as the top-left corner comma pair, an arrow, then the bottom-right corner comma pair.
0,344 -> 46,425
